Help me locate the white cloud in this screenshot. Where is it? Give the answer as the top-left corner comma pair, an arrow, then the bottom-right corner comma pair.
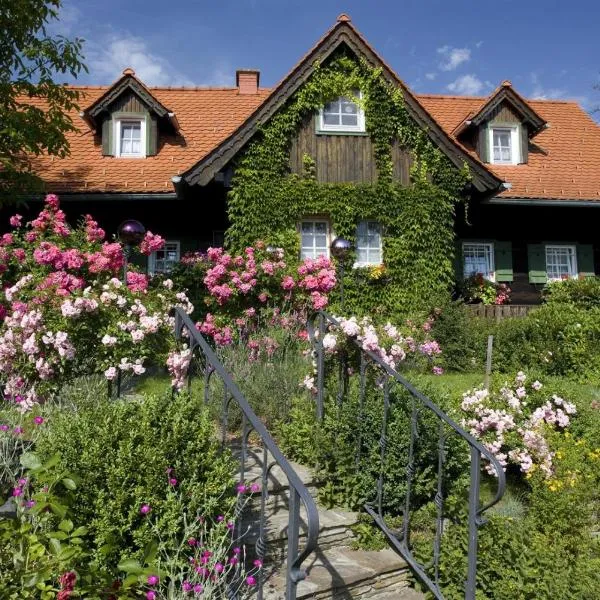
447,74 -> 485,95
437,46 -> 471,71
475,41 -> 484,49
425,72 -> 436,81
87,33 -> 194,86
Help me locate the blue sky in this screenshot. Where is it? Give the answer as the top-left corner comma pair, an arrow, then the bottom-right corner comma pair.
53,0 -> 599,112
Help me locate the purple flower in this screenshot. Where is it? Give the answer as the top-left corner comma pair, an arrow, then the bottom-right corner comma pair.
187,537 -> 197,546
169,478 -> 177,486
233,547 -> 241,555
25,500 -> 35,509
432,366 -> 444,376
0,424 -> 8,431
250,482 -> 260,493
18,478 -> 27,486
214,562 -> 224,574
226,521 -> 234,530
182,580 -> 193,592
147,575 -> 159,586
253,559 -> 263,568
146,592 -> 156,600
193,584 -> 203,593
246,575 -> 257,586
33,416 -> 44,425
216,515 -> 224,522
12,487 -> 22,497
13,427 -> 23,435
236,483 -> 247,494
140,504 -> 151,515
229,556 -> 238,565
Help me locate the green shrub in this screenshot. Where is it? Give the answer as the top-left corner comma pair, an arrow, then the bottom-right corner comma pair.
35,391 -> 234,569
543,277 -> 600,309
492,303 -> 600,379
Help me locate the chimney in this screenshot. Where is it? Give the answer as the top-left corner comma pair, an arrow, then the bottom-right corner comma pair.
236,69 -> 260,95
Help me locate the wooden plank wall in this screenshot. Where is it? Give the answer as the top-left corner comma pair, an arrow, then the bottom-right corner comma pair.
489,102 -> 521,124
466,304 -> 538,320
110,93 -> 147,114
289,115 -> 412,184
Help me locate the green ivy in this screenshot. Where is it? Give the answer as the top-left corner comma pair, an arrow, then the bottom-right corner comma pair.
226,54 -> 471,316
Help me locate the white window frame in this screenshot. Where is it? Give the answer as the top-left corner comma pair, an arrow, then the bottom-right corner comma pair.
545,244 -> 578,281
148,240 -> 180,275
115,118 -> 146,158
489,125 -> 520,165
355,220 -> 383,267
462,242 -> 495,282
300,219 -> 331,260
318,91 -> 365,133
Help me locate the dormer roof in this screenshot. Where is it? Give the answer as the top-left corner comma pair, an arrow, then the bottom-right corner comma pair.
461,80 -> 547,134
82,68 -> 172,127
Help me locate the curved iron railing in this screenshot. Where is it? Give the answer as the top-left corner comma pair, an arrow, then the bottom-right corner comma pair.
173,308 -> 319,600
308,311 -> 506,600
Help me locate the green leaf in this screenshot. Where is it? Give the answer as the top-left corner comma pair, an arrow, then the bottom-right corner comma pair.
61,478 -> 77,490
142,539 -> 158,563
70,526 -> 88,537
46,531 -> 68,540
41,454 -> 61,472
58,519 -> 73,533
117,558 -> 143,574
48,538 -> 61,555
20,453 -> 42,470
48,503 -> 67,519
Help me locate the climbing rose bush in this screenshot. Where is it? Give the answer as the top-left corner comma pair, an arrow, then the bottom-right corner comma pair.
0,194 -> 193,409
460,371 -> 576,478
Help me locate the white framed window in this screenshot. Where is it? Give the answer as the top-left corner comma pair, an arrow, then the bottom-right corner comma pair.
149,241 -> 180,274
489,126 -> 520,165
545,245 -> 577,281
115,118 -> 146,158
463,242 -> 495,281
355,220 -> 382,266
300,220 -> 330,260
319,91 -> 365,133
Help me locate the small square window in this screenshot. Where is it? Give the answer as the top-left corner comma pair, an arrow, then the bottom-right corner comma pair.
489,126 -> 520,165
300,220 -> 330,259
355,221 -> 382,266
149,241 -> 180,274
319,91 -> 365,133
545,245 -> 577,281
463,242 -> 495,281
116,119 -> 146,158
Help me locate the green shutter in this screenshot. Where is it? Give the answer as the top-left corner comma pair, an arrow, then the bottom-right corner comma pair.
577,243 -> 595,277
494,241 -> 513,282
520,125 -> 528,164
101,117 -> 114,156
454,240 -> 464,282
146,114 -> 158,156
478,123 -> 489,163
527,244 -> 547,284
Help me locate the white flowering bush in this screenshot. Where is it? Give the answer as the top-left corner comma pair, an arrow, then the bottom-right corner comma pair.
0,194 -> 193,410
303,314 -> 444,393
460,371 -> 576,478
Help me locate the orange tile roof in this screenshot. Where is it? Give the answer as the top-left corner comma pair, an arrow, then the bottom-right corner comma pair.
417,94 -> 600,202
25,80 -> 600,202
26,86 -> 270,194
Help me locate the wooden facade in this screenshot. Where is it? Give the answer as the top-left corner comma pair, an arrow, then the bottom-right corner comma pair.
288,114 -> 412,184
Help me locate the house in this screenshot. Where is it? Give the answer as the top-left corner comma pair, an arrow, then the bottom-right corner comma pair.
10,14 -> 600,304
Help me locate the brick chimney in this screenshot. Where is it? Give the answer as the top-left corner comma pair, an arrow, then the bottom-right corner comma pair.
236,69 -> 260,94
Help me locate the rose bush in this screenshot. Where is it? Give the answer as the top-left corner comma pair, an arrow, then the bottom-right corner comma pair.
0,195 -> 193,410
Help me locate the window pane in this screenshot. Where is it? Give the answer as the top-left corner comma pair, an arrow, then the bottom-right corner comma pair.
355,221 -> 382,265
323,113 -> 340,126
301,234 -> 313,246
341,114 -> 358,126
314,222 -> 327,234
324,100 -> 340,113
341,99 -> 358,114
463,243 -> 494,279
301,222 -> 313,233
357,249 -> 369,263
546,246 -> 576,280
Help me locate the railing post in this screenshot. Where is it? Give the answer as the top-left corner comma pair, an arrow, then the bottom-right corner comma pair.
286,489 -> 301,600
315,312 -> 325,421
466,446 -> 482,600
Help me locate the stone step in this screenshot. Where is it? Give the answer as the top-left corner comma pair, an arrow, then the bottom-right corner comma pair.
261,547 -> 423,600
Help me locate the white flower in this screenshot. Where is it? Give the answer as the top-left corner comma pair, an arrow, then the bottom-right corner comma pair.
131,330 -> 145,342
322,333 -> 337,352
101,334 -> 117,346
163,279 -> 173,290
531,380 -> 543,391
104,367 -> 117,380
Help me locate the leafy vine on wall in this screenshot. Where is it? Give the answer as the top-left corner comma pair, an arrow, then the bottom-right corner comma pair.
226,54 -> 471,317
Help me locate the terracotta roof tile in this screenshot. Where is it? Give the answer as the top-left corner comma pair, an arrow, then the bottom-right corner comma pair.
417,94 -> 600,201
26,86 -> 270,194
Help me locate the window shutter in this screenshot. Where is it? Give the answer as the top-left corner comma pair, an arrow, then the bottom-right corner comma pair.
478,124 -> 489,163
146,114 -> 158,156
494,241 -> 513,282
527,244 -> 547,284
576,243 -> 595,277
454,240 -> 464,282
520,125 -> 528,164
101,117 -> 114,156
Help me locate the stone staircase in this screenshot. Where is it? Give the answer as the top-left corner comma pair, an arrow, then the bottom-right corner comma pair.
240,447 -> 426,599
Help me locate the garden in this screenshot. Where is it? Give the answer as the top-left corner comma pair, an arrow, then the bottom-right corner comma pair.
1,195 -> 600,599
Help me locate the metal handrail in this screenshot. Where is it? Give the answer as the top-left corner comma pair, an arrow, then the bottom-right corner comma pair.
308,311 -> 506,600
174,307 -> 320,600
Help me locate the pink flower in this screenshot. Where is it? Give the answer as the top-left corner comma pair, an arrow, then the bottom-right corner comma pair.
432,366 -> 444,376
33,416 -> 44,425
45,194 -> 60,210
9,214 -> 22,228
246,576 -> 257,586
193,584 -> 203,593
182,581 -> 193,592
169,478 -> 177,486
253,559 -> 263,568
187,537 -> 197,546
146,592 -> 156,600
140,504 -> 151,514
281,275 -> 295,290
127,271 -> 149,293
214,562 -> 224,573
140,231 -> 165,256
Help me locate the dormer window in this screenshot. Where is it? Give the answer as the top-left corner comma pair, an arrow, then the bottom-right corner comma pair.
115,118 -> 145,158
489,126 -> 520,165
319,91 -> 365,133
